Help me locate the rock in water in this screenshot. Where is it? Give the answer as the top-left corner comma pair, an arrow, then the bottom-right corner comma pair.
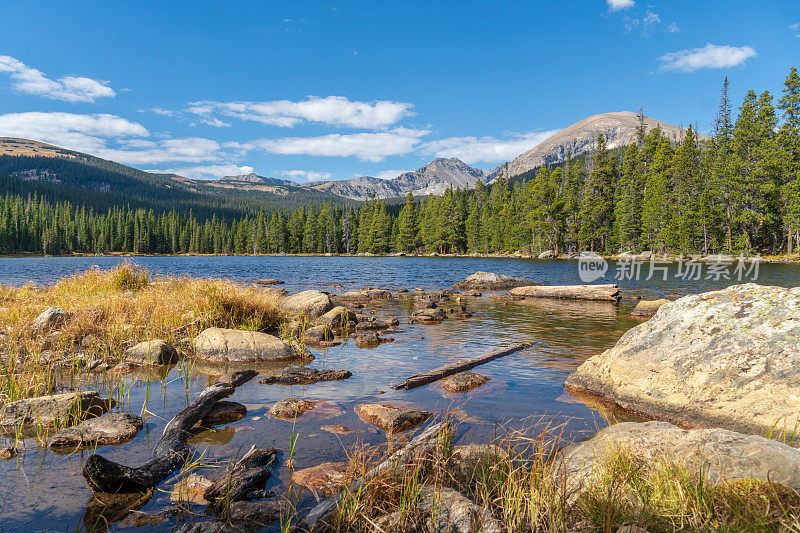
31,306 -> 70,333
336,289 -> 393,301
281,290 -> 333,318
254,279 -> 284,285
198,401 -> 247,426
123,339 -> 178,364
565,284 -> 800,437
442,372 -> 490,393
356,403 -> 431,433
193,328 -> 298,362
316,306 -> 358,328
50,412 -> 143,448
303,325 -> 334,344
0,391 -> 113,427
411,307 -> 447,322
555,421 -> 800,494
258,367 -> 352,385
269,398 -> 317,419
630,298 -> 670,317
453,272 -> 535,290
292,462 -> 347,494
510,284 -> 620,301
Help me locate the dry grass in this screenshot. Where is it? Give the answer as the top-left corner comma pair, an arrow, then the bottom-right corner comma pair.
0,263 -> 284,406
320,417 -> 800,533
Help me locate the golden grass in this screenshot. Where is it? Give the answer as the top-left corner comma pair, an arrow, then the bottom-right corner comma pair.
0,263 -> 284,405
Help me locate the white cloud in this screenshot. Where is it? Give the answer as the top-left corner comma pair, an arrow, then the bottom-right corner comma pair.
791,22 -> 800,37
158,164 -> 254,180
421,130 -> 559,165
279,170 -> 333,182
659,43 -> 757,73
230,127 -> 429,162
374,169 -> 407,180
150,107 -> 175,116
0,111 -> 223,165
666,22 -> 680,33
0,55 -> 115,103
187,95 -> 413,129
607,0 -> 634,11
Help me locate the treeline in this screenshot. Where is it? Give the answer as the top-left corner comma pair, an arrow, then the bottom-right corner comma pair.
0,67 -> 798,256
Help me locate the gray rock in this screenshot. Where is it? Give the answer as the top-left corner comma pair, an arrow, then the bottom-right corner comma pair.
281,290 -> 333,318
258,367 -> 352,385
411,307 -> 447,322
356,403 -> 431,433
228,500 -> 280,525
50,412 -> 143,448
630,298 -> 670,317
193,328 -> 298,362
420,485 -> 502,533
450,444 -> 507,483
565,284 -> 800,437
0,391 -> 113,427
555,421 -> 800,496
316,306 -> 358,328
31,306 -> 70,333
303,325 -> 334,344
336,289 -> 393,301
254,278 -> 284,285
352,331 -> 393,348
354,320 -> 389,331
453,271 -> 535,291
198,401 -> 247,427
442,372 -> 490,393
123,339 -> 178,365
538,250 -> 556,259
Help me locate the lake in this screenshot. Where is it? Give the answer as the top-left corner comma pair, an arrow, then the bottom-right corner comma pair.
0,255 -> 797,532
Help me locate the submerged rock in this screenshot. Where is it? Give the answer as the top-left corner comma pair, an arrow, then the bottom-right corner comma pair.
0,446 -> 18,460
0,391 -> 113,427
292,462 -> 347,494
258,367 -> 352,385
441,372 -> 490,393
565,284 -> 800,437
320,424 -> 355,435
31,306 -> 70,333
281,290 -> 333,318
269,398 -> 317,419
193,328 -> 298,362
556,421 -> 800,494
316,306 -> 358,328
123,339 -> 178,365
356,403 -> 431,433
49,412 -> 143,448
171,472 -> 214,504
198,401 -> 247,427
453,272 -> 535,291
420,485 -> 502,533
630,298 -> 670,317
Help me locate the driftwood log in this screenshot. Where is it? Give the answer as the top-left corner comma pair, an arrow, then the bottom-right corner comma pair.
82,370 -> 258,493
204,445 -> 279,515
299,421 -> 449,532
509,284 -> 620,301
391,342 -> 537,391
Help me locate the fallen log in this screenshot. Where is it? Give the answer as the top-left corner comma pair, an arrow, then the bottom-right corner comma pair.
509,284 -> 620,301
204,446 -> 279,515
298,421 -> 448,532
391,342 -> 537,391
82,370 -> 258,493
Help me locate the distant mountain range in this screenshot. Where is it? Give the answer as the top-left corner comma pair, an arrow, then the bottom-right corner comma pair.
0,111 -> 695,208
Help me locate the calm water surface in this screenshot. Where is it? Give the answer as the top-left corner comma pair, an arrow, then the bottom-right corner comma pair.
0,256 -> 797,532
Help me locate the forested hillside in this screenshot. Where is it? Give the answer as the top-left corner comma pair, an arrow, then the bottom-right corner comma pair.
0,67 -> 797,256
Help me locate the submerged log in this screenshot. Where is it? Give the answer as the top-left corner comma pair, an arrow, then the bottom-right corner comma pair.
82,370 -> 258,493
509,284 -> 620,301
299,421 -> 448,532
391,343 -> 537,391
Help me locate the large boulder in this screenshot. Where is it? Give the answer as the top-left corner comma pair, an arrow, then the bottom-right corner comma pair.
50,412 -> 143,449
565,284 -> 800,437
31,306 -> 70,333
356,403 -> 431,433
453,272 -> 535,291
123,339 -> 178,365
316,306 -> 358,328
0,391 -> 113,427
193,328 -> 298,362
556,421 -> 800,495
280,290 -> 333,318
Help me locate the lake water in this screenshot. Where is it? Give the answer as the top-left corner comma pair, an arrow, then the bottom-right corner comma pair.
0,256 -> 797,532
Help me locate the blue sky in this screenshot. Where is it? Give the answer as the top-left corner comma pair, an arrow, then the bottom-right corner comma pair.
0,0 -> 797,181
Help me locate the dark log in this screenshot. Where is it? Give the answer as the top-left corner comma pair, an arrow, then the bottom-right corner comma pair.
82,370 -> 258,493
298,421 -> 448,532
391,342 -> 537,390
204,446 -> 279,515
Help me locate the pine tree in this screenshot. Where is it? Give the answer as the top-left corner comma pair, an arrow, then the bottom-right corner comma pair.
578,134 -> 616,251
